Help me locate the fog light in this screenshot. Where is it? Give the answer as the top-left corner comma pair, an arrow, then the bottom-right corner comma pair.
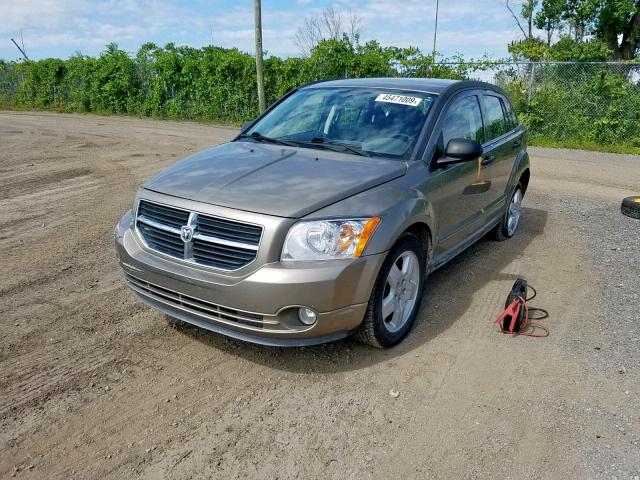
298,307 -> 317,325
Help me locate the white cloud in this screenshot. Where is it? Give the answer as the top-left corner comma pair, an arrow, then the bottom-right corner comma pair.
0,0 -> 524,60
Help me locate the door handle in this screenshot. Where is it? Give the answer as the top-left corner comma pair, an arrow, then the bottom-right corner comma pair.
481,155 -> 496,166
512,140 -> 521,149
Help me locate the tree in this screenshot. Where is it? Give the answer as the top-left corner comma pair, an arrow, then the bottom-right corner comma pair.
562,0 -> 591,40
535,0 -> 565,44
506,0 -> 539,39
589,0 -> 640,59
548,37 -> 611,60
295,6 -> 363,56
507,0 -> 640,59
508,37 -> 550,60
618,1 -> 640,59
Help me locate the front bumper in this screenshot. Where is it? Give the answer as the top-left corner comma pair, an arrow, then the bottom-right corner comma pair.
114,210 -> 386,346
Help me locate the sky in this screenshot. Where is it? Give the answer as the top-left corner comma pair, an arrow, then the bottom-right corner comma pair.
1,0 -> 527,61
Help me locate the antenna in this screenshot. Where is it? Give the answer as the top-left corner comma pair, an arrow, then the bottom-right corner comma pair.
11,38 -> 29,60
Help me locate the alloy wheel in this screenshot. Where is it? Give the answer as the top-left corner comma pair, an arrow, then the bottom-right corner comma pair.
381,250 -> 420,333
507,188 -> 523,236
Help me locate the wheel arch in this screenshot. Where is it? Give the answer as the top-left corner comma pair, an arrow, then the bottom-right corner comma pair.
402,222 -> 433,258
506,150 -> 531,198
519,167 -> 531,194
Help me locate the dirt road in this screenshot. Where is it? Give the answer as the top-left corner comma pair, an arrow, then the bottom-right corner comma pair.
1,111 -> 638,479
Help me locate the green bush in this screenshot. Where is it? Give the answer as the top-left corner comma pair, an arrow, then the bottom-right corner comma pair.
519,65 -> 640,148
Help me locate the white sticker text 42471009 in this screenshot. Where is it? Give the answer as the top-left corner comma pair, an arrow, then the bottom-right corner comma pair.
374,93 -> 422,107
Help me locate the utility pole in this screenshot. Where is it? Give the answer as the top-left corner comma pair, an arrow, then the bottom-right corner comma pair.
253,0 -> 266,114
432,0 -> 439,63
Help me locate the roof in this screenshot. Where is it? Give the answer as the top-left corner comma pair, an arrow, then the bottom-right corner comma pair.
303,77 -> 497,95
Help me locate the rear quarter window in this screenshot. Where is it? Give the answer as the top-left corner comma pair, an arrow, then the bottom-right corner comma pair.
503,98 -> 519,131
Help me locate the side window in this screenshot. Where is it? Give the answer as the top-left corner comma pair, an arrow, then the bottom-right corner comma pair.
440,95 -> 484,150
503,98 -> 519,130
481,95 -> 509,140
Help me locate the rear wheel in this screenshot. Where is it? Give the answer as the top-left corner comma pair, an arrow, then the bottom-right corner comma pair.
494,185 -> 523,241
354,233 -> 426,348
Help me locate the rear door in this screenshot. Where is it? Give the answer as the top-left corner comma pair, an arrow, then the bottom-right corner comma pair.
479,94 -> 523,217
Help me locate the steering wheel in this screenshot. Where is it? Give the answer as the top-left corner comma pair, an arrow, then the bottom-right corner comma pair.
391,133 -> 412,143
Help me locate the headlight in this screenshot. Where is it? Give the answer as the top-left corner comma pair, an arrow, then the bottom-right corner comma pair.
282,217 -> 381,261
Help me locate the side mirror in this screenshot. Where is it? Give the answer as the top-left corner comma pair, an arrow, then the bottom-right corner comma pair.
437,138 -> 483,167
240,120 -> 253,133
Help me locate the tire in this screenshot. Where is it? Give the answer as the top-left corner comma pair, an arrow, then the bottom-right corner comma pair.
494,185 -> 524,241
354,233 -> 426,348
621,196 -> 640,219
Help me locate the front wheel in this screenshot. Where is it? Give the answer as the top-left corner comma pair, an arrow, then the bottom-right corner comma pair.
354,233 -> 426,348
494,185 -> 523,241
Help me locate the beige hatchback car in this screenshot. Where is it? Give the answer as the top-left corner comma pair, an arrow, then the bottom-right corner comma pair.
115,78 -> 530,347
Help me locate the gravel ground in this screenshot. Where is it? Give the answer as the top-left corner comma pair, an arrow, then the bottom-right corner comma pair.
0,112 -> 638,479
527,148 -> 640,479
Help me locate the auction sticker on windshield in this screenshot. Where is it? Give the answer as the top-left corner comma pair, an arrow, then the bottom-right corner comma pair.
375,93 -> 422,107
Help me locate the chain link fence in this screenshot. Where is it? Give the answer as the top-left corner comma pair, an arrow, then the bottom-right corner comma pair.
431,61 -> 640,147
0,61 -> 21,104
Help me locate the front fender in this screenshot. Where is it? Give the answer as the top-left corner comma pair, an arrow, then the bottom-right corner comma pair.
307,179 -> 436,256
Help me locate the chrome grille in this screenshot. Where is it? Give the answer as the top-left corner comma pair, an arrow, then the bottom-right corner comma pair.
196,215 -> 262,244
135,200 -> 262,270
124,272 -> 268,328
138,201 -> 189,228
192,239 -> 257,270
137,222 -> 184,257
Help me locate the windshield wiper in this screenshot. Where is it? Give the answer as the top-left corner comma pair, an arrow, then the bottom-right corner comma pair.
294,137 -> 369,157
240,132 -> 369,157
239,131 -> 297,147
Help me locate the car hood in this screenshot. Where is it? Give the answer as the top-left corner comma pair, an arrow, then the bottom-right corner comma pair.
143,141 -> 407,218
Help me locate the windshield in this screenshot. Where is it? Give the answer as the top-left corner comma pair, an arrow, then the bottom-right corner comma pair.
242,87 -> 437,159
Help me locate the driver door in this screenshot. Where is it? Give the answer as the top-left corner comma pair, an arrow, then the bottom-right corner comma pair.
428,92 -> 494,256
